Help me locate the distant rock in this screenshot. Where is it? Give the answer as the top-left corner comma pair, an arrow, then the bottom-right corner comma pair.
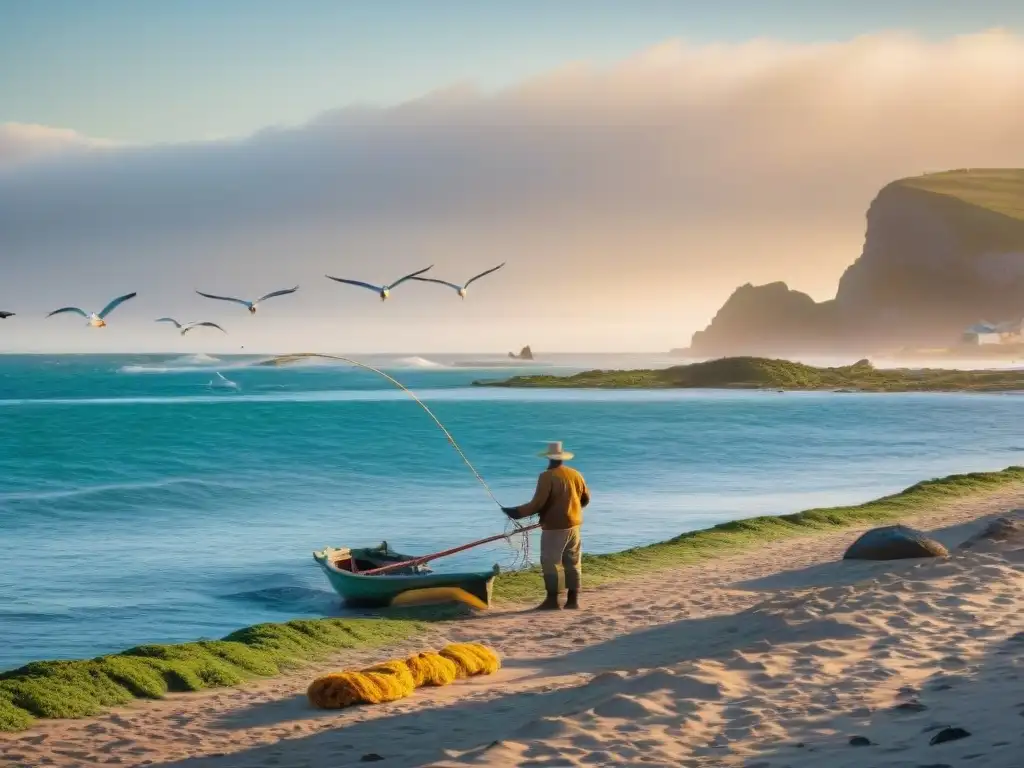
508,345 -> 534,360
957,511 -> 1024,551
843,525 -> 949,561
848,736 -> 872,746
689,282 -> 839,356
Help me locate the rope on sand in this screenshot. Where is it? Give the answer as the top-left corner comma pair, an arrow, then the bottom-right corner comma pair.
306,643 -> 501,709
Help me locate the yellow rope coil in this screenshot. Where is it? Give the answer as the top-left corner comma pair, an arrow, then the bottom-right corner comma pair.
307,643 -> 501,709
405,651 -> 460,687
439,642 -> 502,678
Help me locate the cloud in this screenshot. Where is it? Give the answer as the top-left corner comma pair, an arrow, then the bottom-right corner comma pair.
3,30 -> 1024,352
0,122 -> 112,167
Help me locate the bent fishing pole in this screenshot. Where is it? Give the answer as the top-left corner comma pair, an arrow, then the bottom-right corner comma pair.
264,353 -> 533,564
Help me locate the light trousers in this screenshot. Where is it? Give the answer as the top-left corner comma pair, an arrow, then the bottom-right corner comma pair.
540,526 -> 582,591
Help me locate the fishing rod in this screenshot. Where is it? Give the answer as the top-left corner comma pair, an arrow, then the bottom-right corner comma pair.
263,353 -> 532,562
359,523 -> 542,576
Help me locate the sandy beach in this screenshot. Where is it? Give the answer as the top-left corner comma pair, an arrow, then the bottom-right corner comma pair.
3,487 -> 1023,768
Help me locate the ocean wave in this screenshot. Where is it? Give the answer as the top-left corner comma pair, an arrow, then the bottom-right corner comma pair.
0,476 -> 241,503
220,586 -> 341,613
0,387 -> 922,409
119,353 -> 232,375
386,356 -> 446,369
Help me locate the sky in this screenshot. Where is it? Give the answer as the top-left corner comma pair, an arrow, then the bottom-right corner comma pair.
2,2 -> 1024,353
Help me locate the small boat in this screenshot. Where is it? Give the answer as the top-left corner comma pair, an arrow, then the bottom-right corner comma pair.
312,541 -> 500,609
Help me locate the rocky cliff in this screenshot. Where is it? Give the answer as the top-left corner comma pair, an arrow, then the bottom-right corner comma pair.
689,282 -> 839,356
688,169 -> 1024,355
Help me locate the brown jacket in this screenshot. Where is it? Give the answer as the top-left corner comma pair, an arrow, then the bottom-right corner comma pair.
509,465 -> 590,531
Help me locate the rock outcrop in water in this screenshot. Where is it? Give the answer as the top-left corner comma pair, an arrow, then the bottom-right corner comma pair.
508,345 -> 534,360
688,169 -> 1024,356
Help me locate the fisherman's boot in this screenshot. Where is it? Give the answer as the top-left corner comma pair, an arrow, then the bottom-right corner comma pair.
564,590 -> 579,610
536,573 -> 561,610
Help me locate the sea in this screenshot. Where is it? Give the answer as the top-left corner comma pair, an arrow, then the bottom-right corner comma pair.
2,351 -> 1024,672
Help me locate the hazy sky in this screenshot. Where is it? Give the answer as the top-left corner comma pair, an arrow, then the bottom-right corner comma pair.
2,4 -> 1024,353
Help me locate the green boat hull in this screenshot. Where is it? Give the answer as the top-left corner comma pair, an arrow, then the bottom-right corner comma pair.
312,541 -> 500,609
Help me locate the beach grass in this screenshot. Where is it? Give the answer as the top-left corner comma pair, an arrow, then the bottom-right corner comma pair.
474,356 -> 1024,391
2,465 -> 1022,731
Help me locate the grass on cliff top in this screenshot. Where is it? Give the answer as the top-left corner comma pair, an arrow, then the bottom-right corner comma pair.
898,168 -> 1024,221
3,465 -> 1022,732
474,356 -> 1024,392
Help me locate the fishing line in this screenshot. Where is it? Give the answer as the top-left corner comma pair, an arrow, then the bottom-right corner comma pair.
265,353 -> 532,566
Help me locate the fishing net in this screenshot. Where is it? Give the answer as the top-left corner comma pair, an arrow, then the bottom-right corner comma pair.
307,643 -> 501,709
306,660 -> 416,709
439,642 -> 502,677
404,651 -> 460,687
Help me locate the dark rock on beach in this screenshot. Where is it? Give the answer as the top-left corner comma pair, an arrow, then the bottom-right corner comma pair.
893,699 -> 929,712
843,525 -> 949,561
928,726 -> 971,745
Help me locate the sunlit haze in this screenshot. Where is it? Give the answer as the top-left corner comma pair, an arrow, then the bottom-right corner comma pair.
3,4 -> 1024,353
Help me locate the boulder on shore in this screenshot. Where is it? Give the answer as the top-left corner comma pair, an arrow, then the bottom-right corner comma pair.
843,525 -> 949,561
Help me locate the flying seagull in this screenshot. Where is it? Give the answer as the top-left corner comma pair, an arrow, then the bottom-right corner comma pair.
47,292 -> 137,327
155,318 -> 228,336
411,262 -> 506,299
0,311 -> 14,319
195,286 -> 299,314
325,265 -> 434,301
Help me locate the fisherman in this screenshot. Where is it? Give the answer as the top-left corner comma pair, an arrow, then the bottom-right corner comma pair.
502,441 -> 590,611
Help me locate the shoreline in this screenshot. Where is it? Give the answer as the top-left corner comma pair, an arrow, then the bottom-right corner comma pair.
2,471 -> 1023,766
2,465 -> 1023,734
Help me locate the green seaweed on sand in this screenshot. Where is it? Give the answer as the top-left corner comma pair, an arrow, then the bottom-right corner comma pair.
489,465 -> 1024,602
2,466 -> 1022,731
0,617 -> 424,731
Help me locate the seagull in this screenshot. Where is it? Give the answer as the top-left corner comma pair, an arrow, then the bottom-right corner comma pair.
155,318 -> 228,336
0,311 -> 14,319
411,262 -> 506,299
195,286 -> 299,314
325,266 -> 433,301
46,292 -> 137,327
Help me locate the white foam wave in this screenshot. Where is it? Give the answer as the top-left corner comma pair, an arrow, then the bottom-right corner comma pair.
0,476 -> 239,503
387,356 -> 446,369
119,353 -> 238,375
0,387 -> 951,409
175,353 -> 221,365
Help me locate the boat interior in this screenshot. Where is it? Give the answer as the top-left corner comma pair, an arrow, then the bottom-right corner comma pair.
330,549 -> 433,576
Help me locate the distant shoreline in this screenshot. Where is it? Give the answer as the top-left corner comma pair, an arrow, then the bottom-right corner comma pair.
472,356 -> 1024,392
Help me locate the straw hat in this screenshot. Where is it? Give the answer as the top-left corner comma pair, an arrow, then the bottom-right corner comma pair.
538,441 -> 574,460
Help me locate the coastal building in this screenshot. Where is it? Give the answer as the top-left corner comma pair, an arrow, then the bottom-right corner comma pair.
962,319 -> 1024,345
962,322 -> 1001,345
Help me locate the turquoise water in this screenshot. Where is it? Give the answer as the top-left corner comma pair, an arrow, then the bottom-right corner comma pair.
2,352 -> 1023,671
